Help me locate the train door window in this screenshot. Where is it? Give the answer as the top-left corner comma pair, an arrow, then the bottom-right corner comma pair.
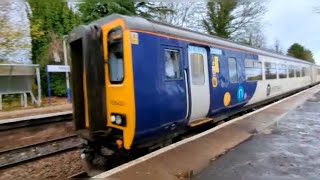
228,57 -> 238,83
265,62 -> 277,79
289,65 -> 295,78
108,28 -> 124,84
190,53 -> 205,85
278,64 -> 287,79
164,49 -> 181,80
296,67 -> 301,77
245,59 -> 262,81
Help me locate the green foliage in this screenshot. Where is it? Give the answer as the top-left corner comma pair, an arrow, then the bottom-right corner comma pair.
78,1 -> 136,23
203,0 -> 237,38
203,1 -> 266,41
77,1 -> 173,23
287,43 -> 315,63
28,0 -> 81,96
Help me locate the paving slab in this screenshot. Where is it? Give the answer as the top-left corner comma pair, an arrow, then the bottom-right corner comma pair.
195,89 -> 320,180
94,85 -> 320,179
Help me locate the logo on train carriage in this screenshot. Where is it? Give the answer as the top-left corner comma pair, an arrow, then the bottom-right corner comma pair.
237,86 -> 244,102
267,84 -> 271,96
224,92 -> 231,106
130,32 -> 139,45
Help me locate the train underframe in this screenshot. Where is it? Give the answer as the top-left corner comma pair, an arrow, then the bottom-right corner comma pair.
78,128 -> 176,176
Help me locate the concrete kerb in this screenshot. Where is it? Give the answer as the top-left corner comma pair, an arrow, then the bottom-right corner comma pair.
0,111 -> 73,125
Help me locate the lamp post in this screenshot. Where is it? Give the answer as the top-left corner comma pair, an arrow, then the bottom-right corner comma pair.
63,35 -> 71,103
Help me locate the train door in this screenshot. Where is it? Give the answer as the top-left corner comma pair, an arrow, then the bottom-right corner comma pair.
187,46 -> 210,122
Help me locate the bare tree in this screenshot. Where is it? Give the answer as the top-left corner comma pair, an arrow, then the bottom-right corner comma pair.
150,2 -> 206,31
235,23 -> 266,48
273,39 -> 283,54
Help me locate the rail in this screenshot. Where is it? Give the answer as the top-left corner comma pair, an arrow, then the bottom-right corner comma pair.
0,135 -> 79,169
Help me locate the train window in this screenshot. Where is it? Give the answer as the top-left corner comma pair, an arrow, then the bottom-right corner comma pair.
318,69 -> 320,75
278,64 -> 287,79
245,59 -> 262,81
289,65 -> 295,78
165,49 -> 181,80
228,57 -> 238,83
265,62 -> 277,79
190,53 -> 205,85
296,67 -> 301,77
108,28 -> 124,84
302,67 -> 306,77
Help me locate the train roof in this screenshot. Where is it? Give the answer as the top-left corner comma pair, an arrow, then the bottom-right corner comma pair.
70,14 -> 319,67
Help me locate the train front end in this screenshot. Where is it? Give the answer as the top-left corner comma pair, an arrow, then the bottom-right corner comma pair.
68,16 -> 136,175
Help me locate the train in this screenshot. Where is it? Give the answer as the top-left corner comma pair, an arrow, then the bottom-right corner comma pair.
68,14 -> 320,175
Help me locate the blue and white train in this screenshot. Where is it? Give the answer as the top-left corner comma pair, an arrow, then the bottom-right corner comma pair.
68,14 -> 320,173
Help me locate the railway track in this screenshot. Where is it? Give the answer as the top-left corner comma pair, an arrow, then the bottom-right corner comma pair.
0,135 -> 79,170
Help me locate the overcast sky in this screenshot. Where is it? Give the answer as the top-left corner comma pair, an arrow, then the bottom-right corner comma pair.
264,0 -> 320,64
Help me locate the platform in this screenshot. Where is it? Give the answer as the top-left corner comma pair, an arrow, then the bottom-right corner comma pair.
0,104 -> 72,121
94,85 -> 320,179
0,104 -> 72,130
195,88 -> 320,179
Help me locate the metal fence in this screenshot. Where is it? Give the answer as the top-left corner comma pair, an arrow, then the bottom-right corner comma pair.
0,64 -> 41,110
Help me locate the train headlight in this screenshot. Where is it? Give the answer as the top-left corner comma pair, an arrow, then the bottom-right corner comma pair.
110,114 -> 126,127
115,115 -> 122,125
110,115 -> 116,123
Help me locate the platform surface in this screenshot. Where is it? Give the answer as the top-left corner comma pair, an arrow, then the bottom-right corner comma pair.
94,85 -> 320,179
195,89 -> 320,179
0,104 -> 72,124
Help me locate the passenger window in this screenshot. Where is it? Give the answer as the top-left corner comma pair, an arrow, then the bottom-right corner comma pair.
278,64 -> 287,79
289,65 -> 295,78
164,49 -> 180,80
265,62 -> 277,79
108,28 -> 124,84
302,67 -> 306,77
190,53 -> 205,85
245,59 -> 262,81
228,57 -> 238,83
296,67 -> 301,77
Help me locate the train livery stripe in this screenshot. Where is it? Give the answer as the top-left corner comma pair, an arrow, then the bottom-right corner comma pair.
101,19 -> 136,149
83,67 -> 89,128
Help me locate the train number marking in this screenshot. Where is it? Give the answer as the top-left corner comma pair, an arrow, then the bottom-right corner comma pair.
111,100 -> 125,106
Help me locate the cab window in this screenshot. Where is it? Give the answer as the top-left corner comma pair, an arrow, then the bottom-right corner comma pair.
108,28 -> 124,84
